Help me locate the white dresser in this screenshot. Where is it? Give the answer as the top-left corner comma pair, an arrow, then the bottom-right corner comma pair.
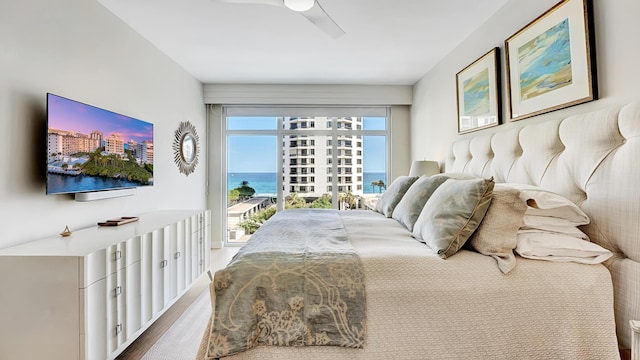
0,209 -> 211,360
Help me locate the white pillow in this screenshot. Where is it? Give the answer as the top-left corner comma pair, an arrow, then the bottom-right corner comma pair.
522,214 -> 588,228
500,183 -> 589,225
519,226 -> 588,240
515,231 -> 612,264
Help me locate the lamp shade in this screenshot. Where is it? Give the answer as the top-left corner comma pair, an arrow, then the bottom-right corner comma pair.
409,160 -> 440,177
283,0 -> 315,11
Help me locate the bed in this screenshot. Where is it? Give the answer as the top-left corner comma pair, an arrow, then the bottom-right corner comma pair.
200,101 -> 640,359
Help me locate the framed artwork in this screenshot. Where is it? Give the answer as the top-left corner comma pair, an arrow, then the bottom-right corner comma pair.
505,0 -> 597,121
456,47 -> 502,134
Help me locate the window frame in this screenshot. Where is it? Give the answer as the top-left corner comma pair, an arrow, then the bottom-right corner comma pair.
222,106 -> 391,245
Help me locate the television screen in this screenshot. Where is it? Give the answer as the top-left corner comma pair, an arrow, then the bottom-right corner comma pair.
46,93 -> 154,195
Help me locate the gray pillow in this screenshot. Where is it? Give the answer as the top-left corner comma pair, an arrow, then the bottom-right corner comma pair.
375,176 -> 419,217
467,185 -> 527,274
392,175 -> 450,231
413,177 -> 495,259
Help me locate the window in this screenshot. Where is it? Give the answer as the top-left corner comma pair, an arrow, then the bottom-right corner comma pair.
224,107 -> 389,244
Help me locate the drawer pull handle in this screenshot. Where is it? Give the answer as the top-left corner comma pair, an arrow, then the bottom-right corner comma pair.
160,259 -> 168,268
114,250 -> 122,261
114,286 -> 122,297
115,323 -> 123,335
174,252 -> 181,259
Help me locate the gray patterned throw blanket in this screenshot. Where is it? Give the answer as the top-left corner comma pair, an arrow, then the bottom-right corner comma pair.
207,209 -> 366,358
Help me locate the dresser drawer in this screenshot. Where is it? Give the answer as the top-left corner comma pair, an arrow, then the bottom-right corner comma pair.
82,249 -> 107,288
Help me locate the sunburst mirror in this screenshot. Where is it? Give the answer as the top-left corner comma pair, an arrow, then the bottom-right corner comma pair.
173,121 -> 199,176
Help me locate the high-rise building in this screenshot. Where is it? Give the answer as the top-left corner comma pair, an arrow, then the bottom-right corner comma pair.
47,128 -> 101,162
104,133 -> 124,155
90,130 -> 103,145
136,140 -> 154,164
281,117 -> 363,197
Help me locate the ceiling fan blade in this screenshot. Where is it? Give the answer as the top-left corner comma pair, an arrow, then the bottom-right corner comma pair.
211,0 -> 283,7
212,0 -> 344,38
299,1 -> 345,38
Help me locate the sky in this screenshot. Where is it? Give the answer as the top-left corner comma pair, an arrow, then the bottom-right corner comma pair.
47,93 -> 153,143
227,117 -> 386,173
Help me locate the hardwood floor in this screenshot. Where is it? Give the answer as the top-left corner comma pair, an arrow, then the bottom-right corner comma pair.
116,247 -> 239,360
620,348 -> 631,360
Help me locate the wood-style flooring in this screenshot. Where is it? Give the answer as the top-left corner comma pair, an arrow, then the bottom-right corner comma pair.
116,247 -> 239,360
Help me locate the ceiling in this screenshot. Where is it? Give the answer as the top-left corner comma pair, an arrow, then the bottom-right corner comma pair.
97,0 -> 510,85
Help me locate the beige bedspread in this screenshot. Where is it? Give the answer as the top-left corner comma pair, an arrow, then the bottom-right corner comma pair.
203,210 -> 620,360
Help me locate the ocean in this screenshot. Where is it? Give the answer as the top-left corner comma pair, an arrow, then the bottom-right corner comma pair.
227,172 -> 387,195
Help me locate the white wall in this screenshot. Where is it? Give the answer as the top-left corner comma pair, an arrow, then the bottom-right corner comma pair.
390,105 -> 412,179
203,84 -> 413,187
411,0 -> 640,163
0,0 -> 206,248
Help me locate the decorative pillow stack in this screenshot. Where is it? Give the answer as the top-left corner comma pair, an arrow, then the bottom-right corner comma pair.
412,177 -> 495,259
375,176 -> 419,217
501,183 -> 613,264
383,176 -> 612,267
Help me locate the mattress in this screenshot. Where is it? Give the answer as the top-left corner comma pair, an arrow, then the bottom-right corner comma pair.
201,210 -> 620,360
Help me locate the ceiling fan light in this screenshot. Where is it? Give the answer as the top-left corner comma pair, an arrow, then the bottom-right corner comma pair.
283,0 -> 314,12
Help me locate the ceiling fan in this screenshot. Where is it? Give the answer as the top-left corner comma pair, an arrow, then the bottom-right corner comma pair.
212,0 -> 345,38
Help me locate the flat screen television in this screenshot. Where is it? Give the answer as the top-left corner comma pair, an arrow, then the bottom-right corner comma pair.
46,93 -> 154,195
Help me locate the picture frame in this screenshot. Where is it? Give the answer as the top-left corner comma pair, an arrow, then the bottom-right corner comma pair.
505,0 -> 597,121
456,47 -> 502,134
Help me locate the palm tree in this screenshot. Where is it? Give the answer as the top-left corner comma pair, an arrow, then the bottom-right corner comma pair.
310,193 -> 332,209
370,180 -> 378,193
285,193 -> 306,208
376,180 -> 386,193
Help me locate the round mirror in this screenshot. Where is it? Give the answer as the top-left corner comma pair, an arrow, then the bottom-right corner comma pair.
173,121 -> 199,176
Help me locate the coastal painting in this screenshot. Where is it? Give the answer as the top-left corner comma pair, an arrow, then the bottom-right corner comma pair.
505,0 -> 597,121
518,18 -> 572,101
456,47 -> 501,133
463,68 -> 490,116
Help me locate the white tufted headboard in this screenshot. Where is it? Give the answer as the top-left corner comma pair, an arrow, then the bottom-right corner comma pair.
445,101 -> 640,350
